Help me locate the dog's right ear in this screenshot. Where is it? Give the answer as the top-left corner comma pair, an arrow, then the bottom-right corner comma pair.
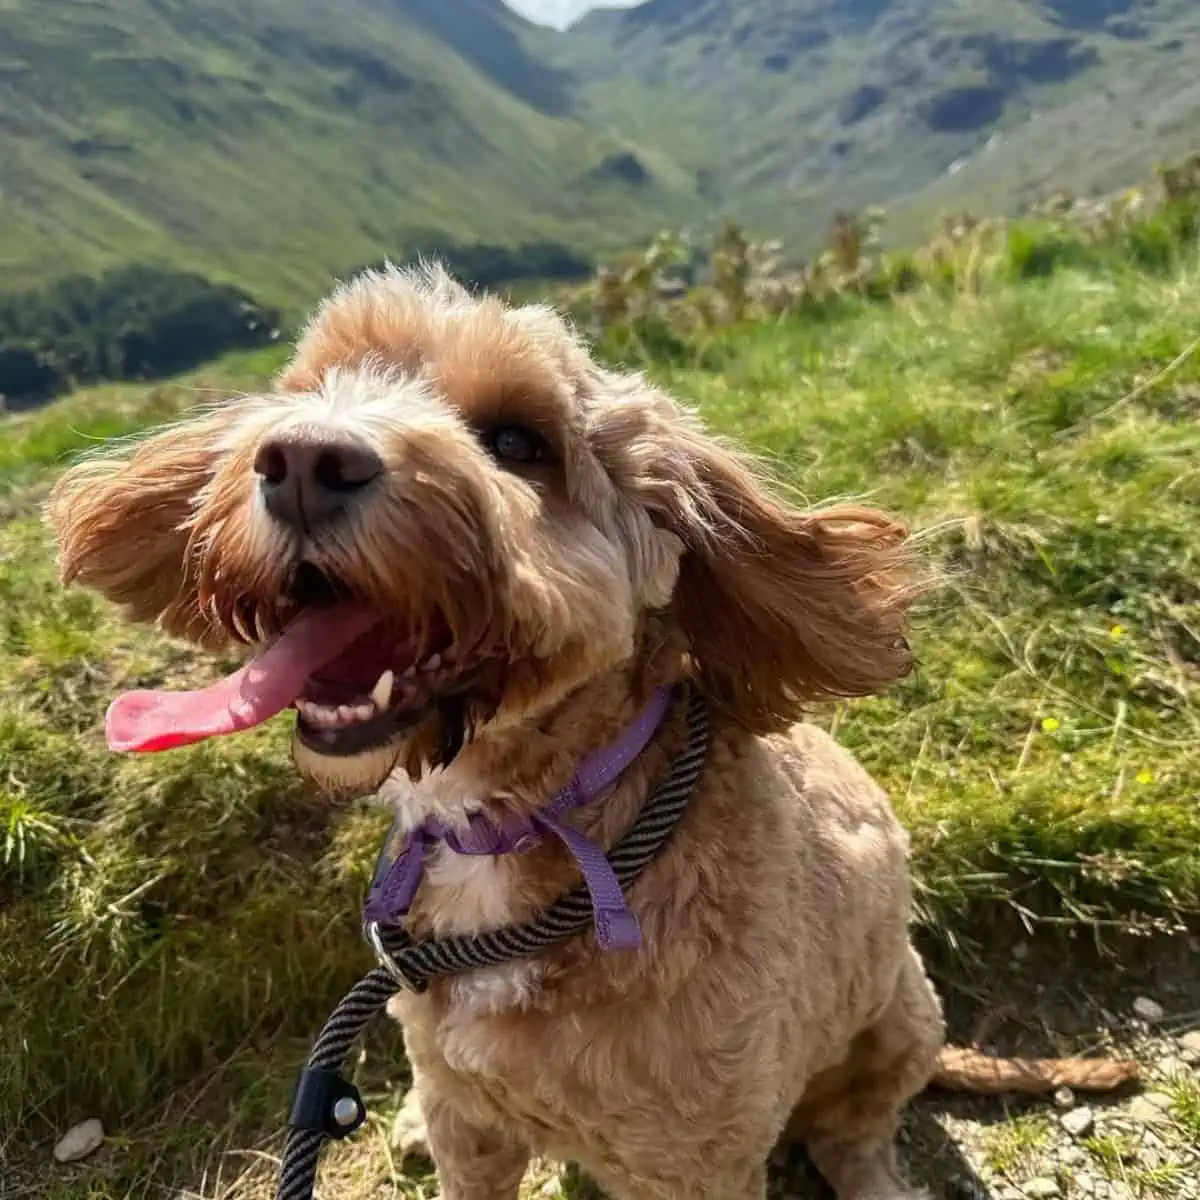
46,414 -> 230,644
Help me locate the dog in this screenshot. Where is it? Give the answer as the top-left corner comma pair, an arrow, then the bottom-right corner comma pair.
48,264 -> 1136,1199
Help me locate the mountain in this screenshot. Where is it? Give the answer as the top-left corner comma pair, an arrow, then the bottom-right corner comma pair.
3,0 -> 1200,309
0,0 -> 694,305
558,0 -> 1200,244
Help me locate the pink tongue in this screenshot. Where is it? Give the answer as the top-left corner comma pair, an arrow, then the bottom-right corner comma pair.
105,606 -> 380,754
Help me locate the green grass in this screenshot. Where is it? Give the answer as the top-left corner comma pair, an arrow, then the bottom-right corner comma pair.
3,255 -> 1200,1197
981,1110 -> 1053,1179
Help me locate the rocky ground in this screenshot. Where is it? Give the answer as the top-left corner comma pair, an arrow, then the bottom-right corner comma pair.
795,931 -> 1200,1200
901,1029 -> 1200,1200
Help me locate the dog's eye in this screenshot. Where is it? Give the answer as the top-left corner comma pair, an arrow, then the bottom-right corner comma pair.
484,424 -> 546,465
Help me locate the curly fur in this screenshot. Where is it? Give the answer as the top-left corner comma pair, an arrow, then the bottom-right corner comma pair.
47,264 -> 1138,1199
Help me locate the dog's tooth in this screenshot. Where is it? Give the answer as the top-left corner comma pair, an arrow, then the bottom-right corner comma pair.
402,663 -> 417,679
370,669 -> 395,710
305,703 -> 338,730
335,704 -> 358,727
253,609 -> 274,642
231,607 -> 253,643
421,653 -> 442,673
353,703 -> 375,723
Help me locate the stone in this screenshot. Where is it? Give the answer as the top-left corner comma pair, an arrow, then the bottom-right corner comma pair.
1023,1179 -> 1061,1199
1179,1029 -> 1200,1065
1052,1086 -> 1076,1110
1126,1094 -> 1171,1125
53,1118 -> 104,1164
1139,1145 -> 1164,1171
1133,996 -> 1165,1022
1075,1174 -> 1098,1195
1061,1106 -> 1095,1137
1156,1056 -> 1188,1079
1057,1144 -> 1085,1166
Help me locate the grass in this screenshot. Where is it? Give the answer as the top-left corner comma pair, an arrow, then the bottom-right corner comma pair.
981,1110 -> 1053,1179
2,253 -> 1199,1198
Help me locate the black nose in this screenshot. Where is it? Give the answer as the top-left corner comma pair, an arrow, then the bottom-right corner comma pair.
253,427 -> 383,529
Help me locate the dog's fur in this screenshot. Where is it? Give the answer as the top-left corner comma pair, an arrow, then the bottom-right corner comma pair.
47,266 -> 1137,1199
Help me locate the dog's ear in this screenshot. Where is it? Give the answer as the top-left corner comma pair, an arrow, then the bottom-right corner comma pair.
596,382 -> 918,733
46,414 -> 229,644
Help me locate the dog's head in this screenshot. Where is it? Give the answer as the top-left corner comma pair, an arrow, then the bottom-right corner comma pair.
47,264 -> 916,795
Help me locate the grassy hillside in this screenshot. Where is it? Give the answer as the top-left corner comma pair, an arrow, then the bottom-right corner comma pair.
5,0 -> 1200,304
3,196 -> 1200,1195
0,0 -> 695,306
559,0 -> 1200,247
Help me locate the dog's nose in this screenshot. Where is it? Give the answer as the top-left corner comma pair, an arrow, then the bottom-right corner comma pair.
253,428 -> 383,529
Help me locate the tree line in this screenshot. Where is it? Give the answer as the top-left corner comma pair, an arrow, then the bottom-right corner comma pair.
0,236 -> 593,410
0,266 -> 279,410
361,232 -> 593,291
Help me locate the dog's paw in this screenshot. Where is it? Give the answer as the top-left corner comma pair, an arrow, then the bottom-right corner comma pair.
390,1088 -> 431,1162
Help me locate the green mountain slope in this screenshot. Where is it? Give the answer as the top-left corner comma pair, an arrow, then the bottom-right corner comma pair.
0,0 -> 694,304
560,0 -> 1200,244
3,0 -> 1200,303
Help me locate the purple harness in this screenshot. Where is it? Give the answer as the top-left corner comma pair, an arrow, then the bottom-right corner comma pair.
363,686 -> 671,952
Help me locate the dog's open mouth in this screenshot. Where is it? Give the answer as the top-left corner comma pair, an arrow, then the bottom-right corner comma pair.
104,565 -> 478,757
292,615 -> 466,758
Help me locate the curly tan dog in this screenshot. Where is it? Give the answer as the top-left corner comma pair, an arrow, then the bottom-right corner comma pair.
48,266 -> 1136,1199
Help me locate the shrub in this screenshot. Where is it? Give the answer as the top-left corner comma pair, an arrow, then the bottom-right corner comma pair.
0,266 -> 279,407
567,146 -> 1200,347
0,343 -> 66,410
366,233 -> 593,291
1004,221 -> 1090,280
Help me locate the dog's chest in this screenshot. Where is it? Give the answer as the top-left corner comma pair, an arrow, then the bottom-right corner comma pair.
423,995 -> 626,1157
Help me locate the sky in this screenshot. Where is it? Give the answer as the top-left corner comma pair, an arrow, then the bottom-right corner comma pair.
504,0 -> 645,30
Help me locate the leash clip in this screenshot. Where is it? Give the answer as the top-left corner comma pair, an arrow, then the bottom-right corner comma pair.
365,920 -> 424,992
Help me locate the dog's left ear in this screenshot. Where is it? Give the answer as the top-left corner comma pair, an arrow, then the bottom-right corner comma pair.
595,381 -> 919,734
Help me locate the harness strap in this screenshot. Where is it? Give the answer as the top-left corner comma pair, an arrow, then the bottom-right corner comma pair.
273,689 -> 710,1200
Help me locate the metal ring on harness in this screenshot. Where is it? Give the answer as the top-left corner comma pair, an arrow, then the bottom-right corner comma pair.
365,920 -> 422,991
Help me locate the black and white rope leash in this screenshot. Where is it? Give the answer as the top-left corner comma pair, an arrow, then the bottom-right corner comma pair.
274,689 -> 710,1200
